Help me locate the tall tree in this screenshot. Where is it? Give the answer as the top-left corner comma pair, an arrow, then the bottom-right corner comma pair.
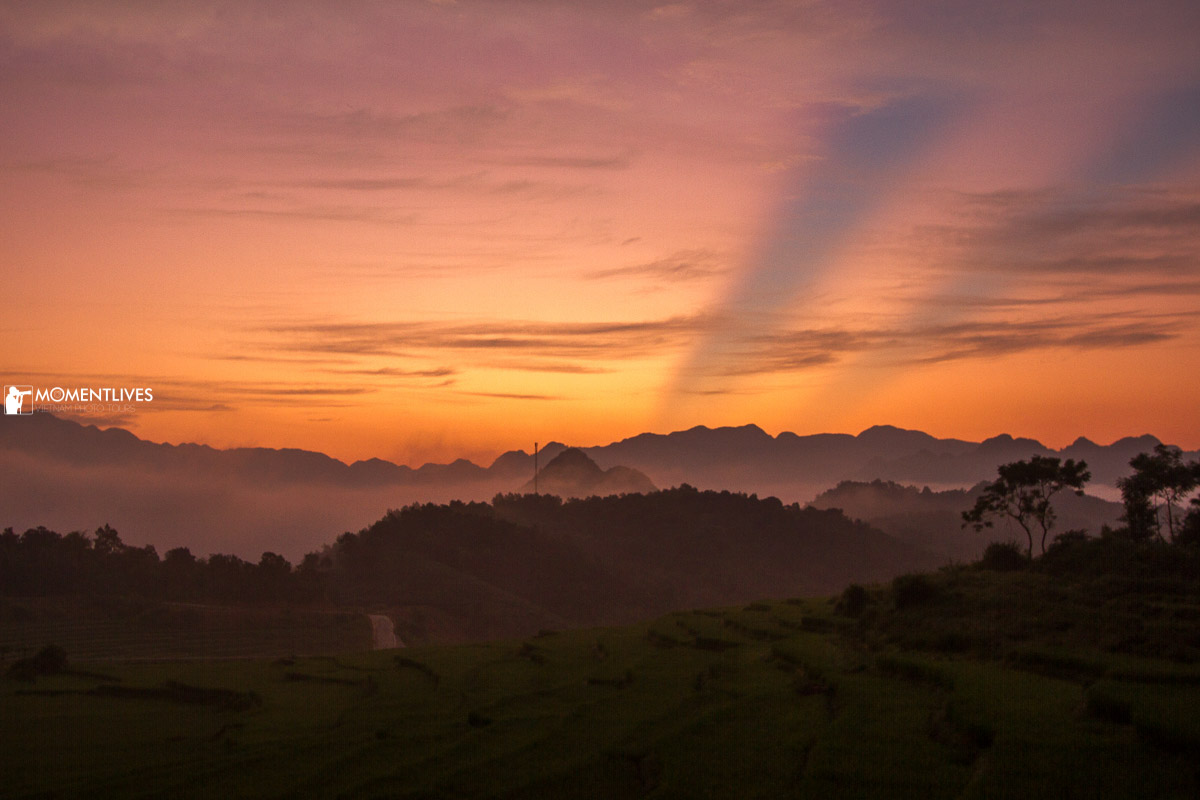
1118,445 -> 1199,542
962,456 -> 1091,558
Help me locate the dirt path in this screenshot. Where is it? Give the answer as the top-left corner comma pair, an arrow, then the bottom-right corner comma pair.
367,614 -> 402,649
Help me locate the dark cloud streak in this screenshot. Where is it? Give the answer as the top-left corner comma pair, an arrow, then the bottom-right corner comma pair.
258,316 -> 712,361
460,391 -> 565,401
943,189 -> 1200,279
586,249 -> 726,282
711,313 -> 1185,377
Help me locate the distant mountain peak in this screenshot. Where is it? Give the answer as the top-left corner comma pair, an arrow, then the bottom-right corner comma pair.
519,447 -> 655,498
1113,434 -> 1161,447
855,425 -> 936,447
544,446 -> 599,469
859,424 -> 908,435
978,433 -> 1046,449
679,423 -> 769,438
532,448 -> 603,482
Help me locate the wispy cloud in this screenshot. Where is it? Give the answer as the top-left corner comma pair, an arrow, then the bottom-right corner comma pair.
460,391 -> 565,401
228,386 -> 377,398
1078,280 -> 1200,298
295,177 -> 429,191
712,312 -> 1186,377
171,205 -> 420,225
322,366 -> 457,379
256,316 -> 712,361
941,189 -> 1200,278
9,156 -> 152,189
586,249 -> 726,282
500,153 -> 632,170
279,105 -> 511,144
488,362 -> 611,374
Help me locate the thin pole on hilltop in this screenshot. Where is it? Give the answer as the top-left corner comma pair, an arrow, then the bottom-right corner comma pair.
534,442 -> 539,496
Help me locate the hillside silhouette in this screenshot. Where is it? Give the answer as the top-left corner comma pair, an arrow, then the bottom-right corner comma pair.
324,488 -> 941,640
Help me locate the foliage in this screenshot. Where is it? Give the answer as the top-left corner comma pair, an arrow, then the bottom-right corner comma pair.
892,573 -> 939,609
1178,503 -> 1200,547
962,456 -> 1090,558
979,541 -> 1028,571
320,488 -> 921,638
1045,528 -> 1090,552
1118,445 -> 1200,542
0,525 -> 311,605
836,583 -> 869,617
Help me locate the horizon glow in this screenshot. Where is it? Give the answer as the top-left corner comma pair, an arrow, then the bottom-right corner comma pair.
3,1 -> 1199,464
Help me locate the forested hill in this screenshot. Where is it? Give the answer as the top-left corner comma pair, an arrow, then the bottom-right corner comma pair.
2,487 -> 938,643
326,488 -> 936,640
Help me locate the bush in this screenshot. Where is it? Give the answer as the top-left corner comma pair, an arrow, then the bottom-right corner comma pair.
979,541 -> 1028,571
892,573 -> 939,609
1047,529 -> 1089,551
29,644 -> 68,674
5,644 -> 68,682
836,584 -> 869,617
1177,509 -> 1200,547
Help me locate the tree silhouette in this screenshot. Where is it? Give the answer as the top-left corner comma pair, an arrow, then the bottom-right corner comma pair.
1179,496 -> 1200,547
93,524 -> 124,556
1117,445 -> 1199,543
962,456 -> 1091,558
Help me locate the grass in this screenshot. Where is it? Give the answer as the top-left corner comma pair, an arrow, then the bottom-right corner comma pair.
4,565 -> 1200,798
0,597 -> 371,661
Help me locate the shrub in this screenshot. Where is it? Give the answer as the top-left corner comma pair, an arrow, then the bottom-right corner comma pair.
836,584 -> 869,617
1047,529 -> 1089,551
892,573 -> 939,609
1177,509 -> 1200,547
29,644 -> 67,674
5,644 -> 67,682
979,541 -> 1027,571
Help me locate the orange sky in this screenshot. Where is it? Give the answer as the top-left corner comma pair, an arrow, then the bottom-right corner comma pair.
3,1 -> 1199,465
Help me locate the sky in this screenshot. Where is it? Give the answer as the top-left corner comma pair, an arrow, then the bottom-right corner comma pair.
2,0 -> 1199,465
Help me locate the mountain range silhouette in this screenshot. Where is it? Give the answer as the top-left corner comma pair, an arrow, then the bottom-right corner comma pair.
1,414 -> 1179,490
0,413 -> 1188,558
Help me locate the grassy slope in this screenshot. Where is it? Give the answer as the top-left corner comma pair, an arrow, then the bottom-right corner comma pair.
4,568 -> 1200,799
0,597 -> 371,661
